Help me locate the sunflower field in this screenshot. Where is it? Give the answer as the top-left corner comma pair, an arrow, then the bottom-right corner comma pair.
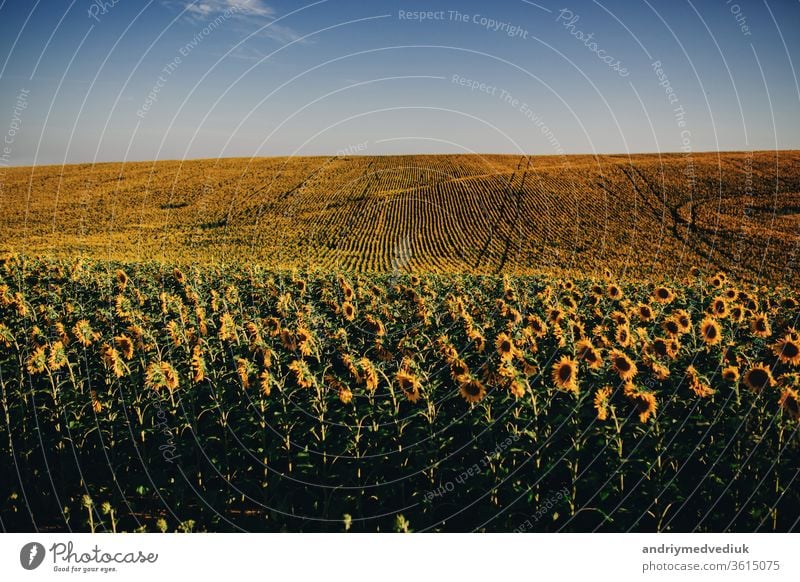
1,253 -> 798,532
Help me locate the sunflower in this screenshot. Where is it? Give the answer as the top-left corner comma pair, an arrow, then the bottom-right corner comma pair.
699,317 -> 722,346
782,297 -> 798,309
709,297 -> 729,318
674,309 -> 692,333
723,288 -> 738,301
504,286 -> 517,302
73,319 -> 99,347
626,386 -> 657,423
26,345 -> 47,375
263,316 -> 281,336
495,332 -> 519,362
100,344 -> 126,378
115,269 -> 128,289
288,359 -> 314,389
218,312 -> 237,342
358,358 -> 379,393
575,338 -> 603,369
48,341 -> 69,372
610,310 -> 629,327
772,334 -> 800,366
593,386 -> 613,421
509,379 -> 526,399
341,301 -> 356,321
526,315 -> 548,338
750,313 -> 771,338
551,356 -> 579,394
741,295 -> 759,311
469,330 -> 487,353
728,305 -> 745,323
280,328 -> 296,351
236,357 -> 255,389
743,364 -> 776,393
722,366 -> 739,383
547,307 -> 565,324
450,358 -> 470,383
295,326 -> 314,356
145,361 -> 179,393
615,324 -> 632,348
779,387 -> 800,420
459,378 -> 486,404
191,345 -> 206,383
636,303 -> 655,322
566,320 -> 584,340
437,337 -> 459,364
522,359 -> 538,377
397,370 -> 422,403
338,385 -> 353,404
650,362 -> 671,381
653,286 -> 674,304
609,349 -> 637,381
258,370 -> 271,396
661,317 -> 681,337
607,284 -> 623,301
685,366 -> 715,398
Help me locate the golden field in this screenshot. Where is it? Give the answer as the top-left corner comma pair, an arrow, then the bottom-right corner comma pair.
2,151 -> 799,283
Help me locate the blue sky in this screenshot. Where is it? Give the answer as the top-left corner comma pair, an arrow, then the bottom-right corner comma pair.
0,0 -> 798,165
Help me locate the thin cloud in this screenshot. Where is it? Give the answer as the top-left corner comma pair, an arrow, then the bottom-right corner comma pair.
164,0 -> 305,43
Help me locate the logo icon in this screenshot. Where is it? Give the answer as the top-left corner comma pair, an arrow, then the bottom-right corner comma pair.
20,542 -> 45,570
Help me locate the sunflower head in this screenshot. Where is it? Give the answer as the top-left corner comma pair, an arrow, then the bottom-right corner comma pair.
397,370 -> 422,403
743,364 -> 776,393
750,313 -> 772,338
779,388 -> 800,420
594,386 -> 613,421
653,286 -> 674,304
341,301 -> 356,321
495,332 -> 518,362
773,335 -> 800,366
552,356 -> 579,394
722,365 -> 740,383
637,303 -> 655,321
699,317 -> 722,346
459,378 -> 486,404
609,349 -> 637,381
450,358 -> 470,383
710,297 -> 729,318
